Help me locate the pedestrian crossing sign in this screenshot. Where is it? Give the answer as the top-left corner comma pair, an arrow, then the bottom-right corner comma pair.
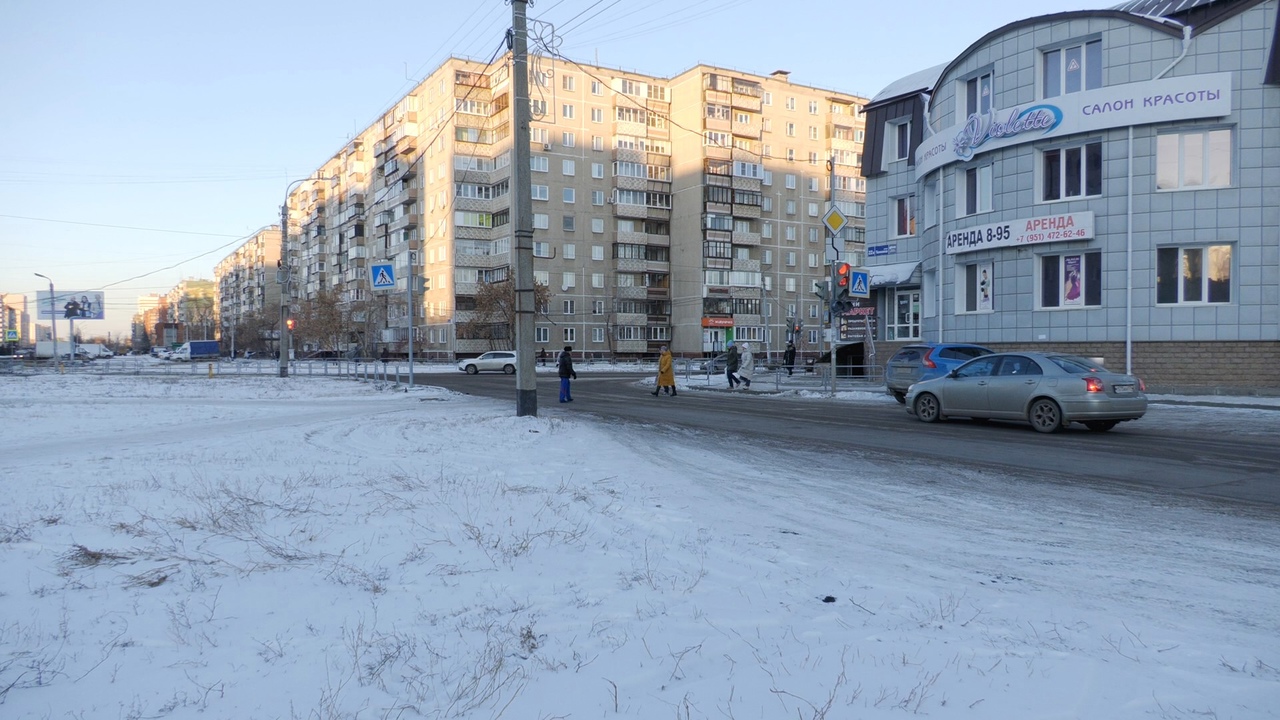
370,264 -> 396,289
850,270 -> 870,298
4,329 -> 16,342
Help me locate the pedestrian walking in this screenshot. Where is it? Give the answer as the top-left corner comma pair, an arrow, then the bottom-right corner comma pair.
652,345 -> 676,396
538,347 -> 547,366
783,341 -> 796,377
557,346 -> 577,403
724,342 -> 741,389
738,342 -> 754,389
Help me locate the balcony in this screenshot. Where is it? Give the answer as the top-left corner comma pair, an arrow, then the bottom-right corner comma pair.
613,201 -> 646,219
730,94 -> 763,112
616,286 -> 647,300
616,312 -> 647,326
733,230 -> 761,246
615,257 -> 646,273
733,203 -> 762,219
704,116 -> 731,133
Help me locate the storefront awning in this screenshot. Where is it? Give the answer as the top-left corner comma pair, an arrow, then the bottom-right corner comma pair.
869,261 -> 921,288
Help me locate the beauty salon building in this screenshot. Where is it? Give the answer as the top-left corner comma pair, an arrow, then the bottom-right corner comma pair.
861,0 -> 1280,391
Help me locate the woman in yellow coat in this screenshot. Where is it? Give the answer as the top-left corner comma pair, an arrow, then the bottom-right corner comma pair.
651,345 -> 677,396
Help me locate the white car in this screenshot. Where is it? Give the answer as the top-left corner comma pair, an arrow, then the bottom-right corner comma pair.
457,351 -> 518,375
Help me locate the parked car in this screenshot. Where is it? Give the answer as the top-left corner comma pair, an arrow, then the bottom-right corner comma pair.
885,343 -> 993,403
904,352 -> 1147,433
457,351 -> 518,375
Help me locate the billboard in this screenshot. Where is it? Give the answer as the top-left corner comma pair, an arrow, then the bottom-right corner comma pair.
35,290 -> 106,321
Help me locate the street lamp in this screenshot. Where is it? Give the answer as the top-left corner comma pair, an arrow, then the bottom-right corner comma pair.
34,273 -> 56,363
279,175 -> 337,378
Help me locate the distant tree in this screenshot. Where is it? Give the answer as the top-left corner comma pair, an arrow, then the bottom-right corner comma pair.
185,296 -> 217,340
457,280 -> 550,351
296,289 -> 354,354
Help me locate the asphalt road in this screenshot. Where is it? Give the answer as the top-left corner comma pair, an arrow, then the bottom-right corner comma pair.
418,370 -> 1280,509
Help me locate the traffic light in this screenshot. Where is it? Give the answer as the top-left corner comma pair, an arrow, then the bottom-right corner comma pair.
286,317 -> 296,331
829,262 -> 852,316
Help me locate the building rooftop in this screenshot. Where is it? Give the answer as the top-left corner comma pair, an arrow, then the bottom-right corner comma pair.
866,63 -> 948,108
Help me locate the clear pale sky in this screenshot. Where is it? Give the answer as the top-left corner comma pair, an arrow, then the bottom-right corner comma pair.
0,0 -> 1104,340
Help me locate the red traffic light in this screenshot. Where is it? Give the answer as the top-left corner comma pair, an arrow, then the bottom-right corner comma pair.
835,262 -> 851,288
286,318 -> 296,331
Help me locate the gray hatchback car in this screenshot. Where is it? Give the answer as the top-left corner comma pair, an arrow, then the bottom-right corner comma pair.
884,343 -> 993,403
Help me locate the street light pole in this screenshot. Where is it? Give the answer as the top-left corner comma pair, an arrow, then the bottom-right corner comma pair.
278,175 -> 337,378
34,273 -> 56,363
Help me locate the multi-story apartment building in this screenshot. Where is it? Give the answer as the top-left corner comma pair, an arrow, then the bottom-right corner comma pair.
862,0 -> 1279,391
213,225 -> 283,351
164,279 -> 216,344
282,55 -> 867,361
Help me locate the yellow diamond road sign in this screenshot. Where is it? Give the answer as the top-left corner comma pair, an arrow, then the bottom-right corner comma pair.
822,205 -> 848,235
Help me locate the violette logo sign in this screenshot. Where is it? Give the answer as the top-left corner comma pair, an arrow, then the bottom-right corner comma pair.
952,105 -> 1062,160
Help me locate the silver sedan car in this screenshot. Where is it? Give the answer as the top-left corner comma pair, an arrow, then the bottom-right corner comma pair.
905,352 -> 1147,433
456,350 -> 518,375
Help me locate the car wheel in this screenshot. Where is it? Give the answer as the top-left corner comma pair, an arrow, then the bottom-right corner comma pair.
913,393 -> 942,423
1029,398 -> 1063,433
503,364 -> 515,374
464,364 -> 479,375
1085,420 -> 1118,432
891,390 -> 906,404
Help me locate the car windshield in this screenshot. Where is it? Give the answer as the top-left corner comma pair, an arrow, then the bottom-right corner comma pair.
1048,355 -> 1110,374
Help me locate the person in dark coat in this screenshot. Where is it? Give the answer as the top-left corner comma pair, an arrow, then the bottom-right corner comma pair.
724,342 -> 741,389
557,346 -> 577,402
783,341 -> 797,377
538,347 -> 547,366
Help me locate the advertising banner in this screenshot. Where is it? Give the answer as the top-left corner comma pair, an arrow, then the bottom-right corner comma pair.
945,211 -> 1094,255
35,290 -> 106,320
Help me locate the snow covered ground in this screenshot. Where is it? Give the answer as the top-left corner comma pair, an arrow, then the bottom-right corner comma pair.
1,373 -> 1277,719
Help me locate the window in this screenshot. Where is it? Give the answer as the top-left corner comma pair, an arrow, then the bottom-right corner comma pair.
785,278 -> 797,292
809,126 -> 818,140
786,251 -> 796,266
533,213 -> 549,229
591,80 -> 603,95
591,162 -> 604,179
592,245 -> 604,261
786,122 -> 796,137
562,104 -> 575,119
705,131 -> 729,147
1157,129 -> 1231,190
965,72 -> 993,116
761,196 -> 773,212
785,174 -> 796,189
1043,39 -> 1102,98
533,241 -> 551,258
593,299 -> 605,314
763,91 -> 772,105
562,159 -> 575,175
591,327 -> 605,343
592,136 -> 604,151
562,74 -> 575,91
785,225 -> 796,241
1040,252 -> 1101,308
808,100 -> 818,114
890,120 -> 911,161
807,253 -> 819,268
807,202 -> 819,217
532,184 -> 549,201
1042,141 -> 1102,201
531,156 -> 549,172
786,97 -> 796,110
564,328 -> 576,343
591,217 -> 604,233
531,99 -> 547,117
785,200 -> 796,215
890,289 -> 921,340
962,165 -> 993,215
761,222 -> 773,239
1157,245 -> 1232,304
762,170 -> 772,186
536,327 -> 549,343
591,272 -> 604,288
808,177 -> 819,192
892,195 -> 916,237
762,249 -> 773,264
786,148 -> 796,162
563,188 -> 575,203
561,132 -> 575,147
808,227 -> 818,243
563,215 -> 575,232
957,260 -> 994,313
592,190 -> 605,205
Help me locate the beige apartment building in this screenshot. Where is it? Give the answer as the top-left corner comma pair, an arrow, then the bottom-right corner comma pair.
279,55 -> 867,361
213,225 -> 283,352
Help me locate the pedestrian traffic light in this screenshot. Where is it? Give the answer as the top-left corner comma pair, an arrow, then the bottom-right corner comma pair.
830,262 -> 852,316
286,317 -> 296,331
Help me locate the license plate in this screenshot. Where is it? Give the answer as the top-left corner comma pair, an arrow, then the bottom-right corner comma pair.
1114,384 -> 1134,394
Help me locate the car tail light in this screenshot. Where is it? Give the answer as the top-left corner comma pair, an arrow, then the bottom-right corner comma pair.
921,347 -> 937,369
1085,376 -> 1104,393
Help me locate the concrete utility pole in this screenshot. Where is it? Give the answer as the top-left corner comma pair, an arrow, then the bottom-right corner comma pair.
278,199 -> 292,378
407,253 -> 415,388
34,273 -> 56,363
827,157 -> 838,395
511,0 -> 537,417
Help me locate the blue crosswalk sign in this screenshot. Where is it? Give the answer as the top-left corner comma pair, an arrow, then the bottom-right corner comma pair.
370,264 -> 396,289
850,270 -> 870,298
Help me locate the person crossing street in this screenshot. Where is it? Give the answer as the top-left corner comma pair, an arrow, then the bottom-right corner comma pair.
557,346 -> 577,403
652,345 -> 676,396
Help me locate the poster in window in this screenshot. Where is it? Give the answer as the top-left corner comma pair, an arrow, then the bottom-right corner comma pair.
1063,255 -> 1083,306
978,261 -> 993,312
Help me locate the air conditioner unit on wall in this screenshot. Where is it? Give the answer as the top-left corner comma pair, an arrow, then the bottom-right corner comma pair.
543,143 -> 552,151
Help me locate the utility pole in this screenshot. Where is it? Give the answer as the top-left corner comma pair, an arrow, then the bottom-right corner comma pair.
407,252 -> 415,389
827,157 -> 838,395
278,200 -> 292,378
511,0 -> 537,417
